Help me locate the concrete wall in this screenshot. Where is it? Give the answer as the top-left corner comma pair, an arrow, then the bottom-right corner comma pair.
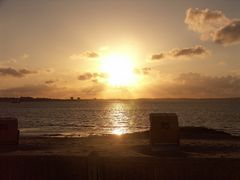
0,156 -> 239,180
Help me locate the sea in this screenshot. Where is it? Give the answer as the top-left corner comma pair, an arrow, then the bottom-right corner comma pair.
0,99 -> 240,137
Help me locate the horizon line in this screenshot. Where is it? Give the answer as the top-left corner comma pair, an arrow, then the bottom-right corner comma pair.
0,96 -> 240,101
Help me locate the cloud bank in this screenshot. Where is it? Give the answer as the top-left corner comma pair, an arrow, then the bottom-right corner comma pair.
185,8 -> 240,45
1,73 -> 240,98
151,45 -> 209,60
0,67 -> 37,78
0,83 -> 106,99
157,73 -> 240,98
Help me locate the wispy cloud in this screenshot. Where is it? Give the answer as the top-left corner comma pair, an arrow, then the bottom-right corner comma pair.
81,83 -> 106,96
78,72 -> 107,81
45,80 -> 56,84
0,85 -> 57,97
21,53 -> 30,60
0,54 -> 30,66
78,73 -> 93,81
151,45 -> 210,60
185,8 -> 240,45
134,67 -> 152,75
70,51 -> 99,60
0,67 -> 37,78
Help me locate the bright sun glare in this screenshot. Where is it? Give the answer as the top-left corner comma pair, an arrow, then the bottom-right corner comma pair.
101,53 -> 137,86
112,128 -> 125,136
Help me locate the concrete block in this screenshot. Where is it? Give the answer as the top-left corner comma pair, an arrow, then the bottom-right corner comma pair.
150,113 -> 179,147
0,117 -> 19,145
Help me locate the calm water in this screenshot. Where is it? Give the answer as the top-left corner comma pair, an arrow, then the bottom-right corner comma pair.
0,99 -> 240,137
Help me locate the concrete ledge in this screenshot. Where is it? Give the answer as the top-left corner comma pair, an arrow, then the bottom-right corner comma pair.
0,155 -> 240,180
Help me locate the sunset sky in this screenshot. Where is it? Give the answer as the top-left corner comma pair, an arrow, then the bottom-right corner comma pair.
0,0 -> 240,99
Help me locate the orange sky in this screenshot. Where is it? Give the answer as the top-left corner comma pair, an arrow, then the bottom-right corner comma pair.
0,0 -> 240,99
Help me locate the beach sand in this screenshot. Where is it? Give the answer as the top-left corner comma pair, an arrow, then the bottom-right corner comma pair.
0,127 -> 240,179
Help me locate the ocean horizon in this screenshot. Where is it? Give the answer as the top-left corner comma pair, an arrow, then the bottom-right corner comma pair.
0,99 -> 239,137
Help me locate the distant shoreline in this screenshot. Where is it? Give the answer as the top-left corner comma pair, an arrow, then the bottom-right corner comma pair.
0,97 -> 240,102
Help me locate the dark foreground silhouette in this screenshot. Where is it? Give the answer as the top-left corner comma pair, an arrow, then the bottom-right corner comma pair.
0,127 -> 240,180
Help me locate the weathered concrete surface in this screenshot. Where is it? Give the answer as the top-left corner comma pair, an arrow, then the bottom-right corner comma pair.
0,155 -> 240,180
0,127 -> 240,180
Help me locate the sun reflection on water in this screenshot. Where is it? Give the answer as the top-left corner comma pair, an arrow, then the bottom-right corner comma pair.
112,128 -> 127,135
108,102 -> 130,135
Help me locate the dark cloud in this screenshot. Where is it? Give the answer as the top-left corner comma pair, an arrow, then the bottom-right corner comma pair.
134,67 -> 152,75
170,46 -> 209,57
185,8 -> 240,45
157,73 -> 240,98
45,80 -> 55,84
213,20 -> 240,45
78,73 -> 93,81
78,72 -> 107,81
151,54 -> 165,61
151,46 -> 209,60
84,51 -> 99,58
0,67 -> 37,78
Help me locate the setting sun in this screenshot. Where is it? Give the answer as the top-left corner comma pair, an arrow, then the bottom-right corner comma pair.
101,53 -> 137,86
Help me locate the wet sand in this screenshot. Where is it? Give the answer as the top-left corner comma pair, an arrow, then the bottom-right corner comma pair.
0,127 -> 240,179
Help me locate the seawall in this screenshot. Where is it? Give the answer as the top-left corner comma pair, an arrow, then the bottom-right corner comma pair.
0,155 -> 240,180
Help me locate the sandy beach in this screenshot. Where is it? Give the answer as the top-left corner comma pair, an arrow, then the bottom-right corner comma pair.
2,126 -> 239,158
0,127 -> 240,179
